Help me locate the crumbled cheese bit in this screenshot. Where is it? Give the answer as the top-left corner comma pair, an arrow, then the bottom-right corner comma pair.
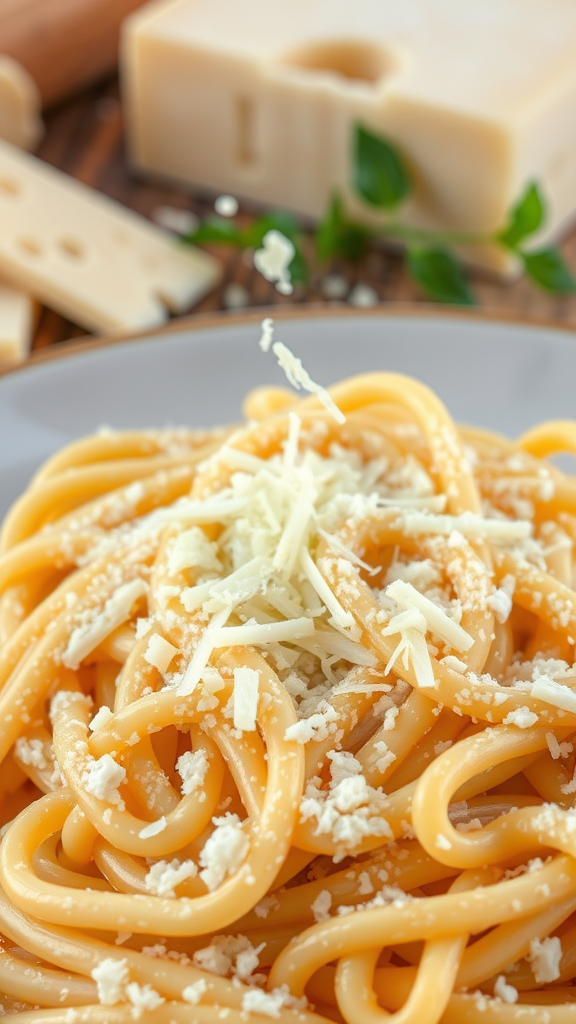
199,813 -> 249,891
254,894 -> 280,919
82,754 -> 126,807
168,526 -> 221,576
527,936 -> 562,983
254,230 -> 295,294
138,816 -> 167,839
125,982 -> 164,1018
176,748 -> 209,795
182,979 -> 207,1005
193,935 -> 263,980
502,707 -> 539,729
89,706 -> 114,732
531,676 -> 576,714
488,575 -> 515,624
242,986 -> 306,1019
143,634 -> 179,674
311,890 -> 332,922
386,579 -> 473,652
145,858 -> 198,897
91,958 -> 128,1005
62,579 -> 147,670
494,975 -> 518,1003
214,194 -> 238,217
284,701 -> 339,744
233,667 -> 260,732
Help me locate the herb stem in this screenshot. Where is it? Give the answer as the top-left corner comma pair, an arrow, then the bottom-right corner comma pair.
381,222 -> 491,247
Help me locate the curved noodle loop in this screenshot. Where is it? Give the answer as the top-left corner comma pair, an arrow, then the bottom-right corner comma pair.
1,373 -> 576,1021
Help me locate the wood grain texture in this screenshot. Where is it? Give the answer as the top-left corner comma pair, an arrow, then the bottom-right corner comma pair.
30,78 -> 576,356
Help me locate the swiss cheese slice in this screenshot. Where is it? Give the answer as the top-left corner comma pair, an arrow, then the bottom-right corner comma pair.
0,139 -> 220,333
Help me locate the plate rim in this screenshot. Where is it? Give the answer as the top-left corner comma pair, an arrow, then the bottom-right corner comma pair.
3,303 -> 576,381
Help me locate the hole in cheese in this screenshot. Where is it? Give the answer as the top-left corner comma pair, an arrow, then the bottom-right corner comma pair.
18,237 -> 42,257
59,237 -> 84,259
0,177 -> 19,196
279,39 -> 398,86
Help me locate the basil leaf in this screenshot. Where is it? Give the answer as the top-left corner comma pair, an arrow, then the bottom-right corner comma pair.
407,246 -> 476,306
522,247 -> 576,294
317,192 -> 370,263
353,124 -> 411,210
244,211 -> 301,248
497,182 -> 545,250
183,217 -> 246,246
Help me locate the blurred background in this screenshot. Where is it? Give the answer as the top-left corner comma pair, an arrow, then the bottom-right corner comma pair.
1,0 -> 576,367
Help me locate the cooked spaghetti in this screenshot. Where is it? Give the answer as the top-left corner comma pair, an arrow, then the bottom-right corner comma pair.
1,371 -> 576,1022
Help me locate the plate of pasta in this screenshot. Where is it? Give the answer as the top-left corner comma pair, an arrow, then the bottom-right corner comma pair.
2,307 -> 576,1023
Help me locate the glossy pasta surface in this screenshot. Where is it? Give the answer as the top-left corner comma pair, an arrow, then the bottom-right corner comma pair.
1,372 -> 576,1022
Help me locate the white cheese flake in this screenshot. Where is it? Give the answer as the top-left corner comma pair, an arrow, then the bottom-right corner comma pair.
62,579 -> 147,670
82,754 -> 126,807
503,707 -> 539,729
199,813 -> 249,891
145,858 -> 198,897
494,975 -> 518,1003
182,979 -> 207,1004
91,959 -> 129,1006
138,816 -> 167,839
143,634 -> 179,674
527,936 -> 562,983
176,748 -> 210,795
531,676 -> 576,714
386,579 -> 473,652
233,667 -> 260,731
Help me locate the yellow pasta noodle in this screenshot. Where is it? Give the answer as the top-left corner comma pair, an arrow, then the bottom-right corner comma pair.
1,371 -> 576,1022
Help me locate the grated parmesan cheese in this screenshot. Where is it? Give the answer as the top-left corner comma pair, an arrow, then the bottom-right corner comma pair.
176,748 -> 210,795
144,858 -> 198,897
531,676 -> 576,714
91,959 -> 129,1006
199,814 -> 249,891
386,579 -> 473,652
242,986 -> 306,1019
143,634 -> 179,674
259,319 -> 345,424
494,975 -> 518,1003
62,579 -> 147,670
233,667 -> 260,731
138,816 -> 167,839
182,979 -> 207,1004
502,707 -> 539,729
124,982 -> 165,1017
527,936 -> 562,983
89,706 -> 114,732
82,754 -> 126,807
310,889 -> 332,922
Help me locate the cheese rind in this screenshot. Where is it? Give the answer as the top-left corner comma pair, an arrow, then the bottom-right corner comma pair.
0,139 -> 220,333
122,0 -> 576,273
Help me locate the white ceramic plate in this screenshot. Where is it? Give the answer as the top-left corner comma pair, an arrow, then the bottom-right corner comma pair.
2,308 -> 576,519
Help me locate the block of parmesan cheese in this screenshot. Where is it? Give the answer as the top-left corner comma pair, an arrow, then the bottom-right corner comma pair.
0,281 -> 35,368
122,0 -> 576,273
0,139 -> 220,333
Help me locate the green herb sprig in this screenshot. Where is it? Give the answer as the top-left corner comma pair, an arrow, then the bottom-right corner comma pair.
184,123 -> 576,305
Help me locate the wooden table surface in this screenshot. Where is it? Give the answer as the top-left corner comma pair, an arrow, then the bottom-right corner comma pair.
30,78 -> 576,355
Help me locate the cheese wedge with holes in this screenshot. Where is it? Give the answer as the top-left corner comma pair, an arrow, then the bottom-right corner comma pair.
122,0 -> 576,273
0,281 -> 35,368
0,139 -> 220,333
